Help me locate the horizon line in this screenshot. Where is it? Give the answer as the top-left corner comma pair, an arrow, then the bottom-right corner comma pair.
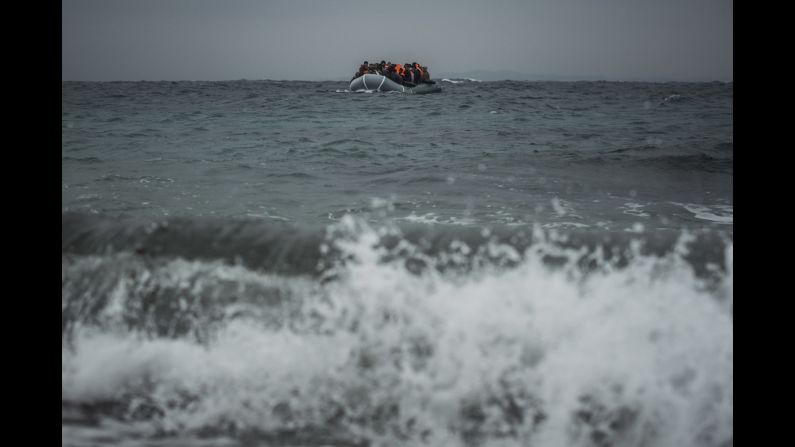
62,76 -> 733,83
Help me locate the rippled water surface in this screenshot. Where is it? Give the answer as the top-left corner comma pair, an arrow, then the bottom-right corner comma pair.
62,79 -> 733,447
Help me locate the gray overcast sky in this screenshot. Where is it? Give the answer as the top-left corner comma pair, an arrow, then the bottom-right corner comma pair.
62,0 -> 732,82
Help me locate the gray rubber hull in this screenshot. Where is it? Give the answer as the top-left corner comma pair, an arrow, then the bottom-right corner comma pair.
350,74 -> 442,94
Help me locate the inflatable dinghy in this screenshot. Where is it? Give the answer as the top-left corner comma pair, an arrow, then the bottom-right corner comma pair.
350,74 -> 442,94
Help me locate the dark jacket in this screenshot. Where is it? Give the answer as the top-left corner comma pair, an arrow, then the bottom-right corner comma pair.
402,69 -> 414,85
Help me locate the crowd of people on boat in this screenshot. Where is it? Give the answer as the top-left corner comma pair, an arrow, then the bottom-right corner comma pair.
351,60 -> 435,86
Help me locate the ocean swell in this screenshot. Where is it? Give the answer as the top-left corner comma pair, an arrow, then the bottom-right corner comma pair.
62,215 -> 733,447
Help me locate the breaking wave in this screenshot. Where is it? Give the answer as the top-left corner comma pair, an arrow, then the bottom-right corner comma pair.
62,214 -> 732,447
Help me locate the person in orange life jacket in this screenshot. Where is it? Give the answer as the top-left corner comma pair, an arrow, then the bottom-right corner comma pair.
411,66 -> 420,84
414,63 -> 431,83
388,64 -> 402,84
412,62 -> 423,81
351,61 -> 368,81
416,64 -> 434,84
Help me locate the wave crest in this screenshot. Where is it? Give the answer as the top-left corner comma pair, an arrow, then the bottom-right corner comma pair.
63,215 -> 732,446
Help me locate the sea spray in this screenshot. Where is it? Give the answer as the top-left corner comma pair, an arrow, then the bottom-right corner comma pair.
62,215 -> 732,446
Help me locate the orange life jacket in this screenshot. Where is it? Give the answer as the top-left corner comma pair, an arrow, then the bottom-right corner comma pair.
395,64 -> 403,75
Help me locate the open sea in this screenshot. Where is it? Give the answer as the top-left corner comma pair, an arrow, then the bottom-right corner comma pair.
62,79 -> 733,447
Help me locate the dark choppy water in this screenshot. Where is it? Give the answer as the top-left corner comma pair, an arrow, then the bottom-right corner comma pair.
62,79 -> 732,447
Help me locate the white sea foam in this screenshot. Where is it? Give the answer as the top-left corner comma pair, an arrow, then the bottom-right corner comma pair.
244,211 -> 291,221
62,217 -> 732,446
622,202 -> 651,218
543,221 -> 591,229
398,212 -> 475,226
441,78 -> 482,84
673,202 -> 733,224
